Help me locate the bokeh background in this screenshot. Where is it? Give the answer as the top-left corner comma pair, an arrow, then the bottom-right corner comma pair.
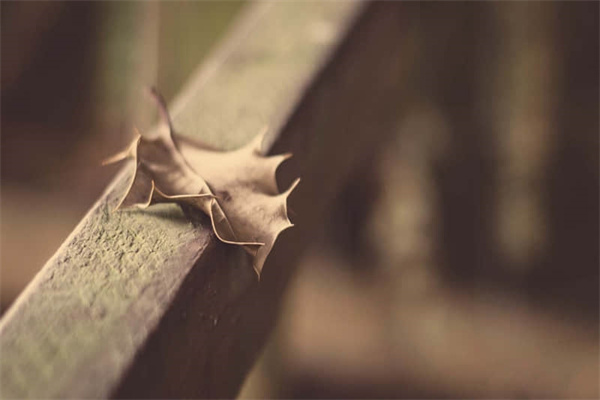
1,1 -> 598,398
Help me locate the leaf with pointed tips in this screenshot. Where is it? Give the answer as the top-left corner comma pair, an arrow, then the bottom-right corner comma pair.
106,89 -> 299,277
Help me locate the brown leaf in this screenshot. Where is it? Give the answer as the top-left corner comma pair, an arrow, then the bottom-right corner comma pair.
105,88 -> 299,277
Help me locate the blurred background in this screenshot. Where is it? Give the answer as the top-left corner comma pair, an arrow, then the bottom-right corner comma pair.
1,1 -> 598,398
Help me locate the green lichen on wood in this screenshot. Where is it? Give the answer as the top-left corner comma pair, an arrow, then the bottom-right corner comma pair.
0,173 -> 211,397
0,2 -> 360,398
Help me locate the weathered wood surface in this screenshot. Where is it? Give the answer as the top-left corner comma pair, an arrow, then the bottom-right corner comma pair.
0,1 -> 409,398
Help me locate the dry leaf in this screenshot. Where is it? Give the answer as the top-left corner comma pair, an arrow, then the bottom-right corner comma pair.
105,88 -> 299,277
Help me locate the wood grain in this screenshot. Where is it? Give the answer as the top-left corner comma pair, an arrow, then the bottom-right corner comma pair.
0,2 -> 411,398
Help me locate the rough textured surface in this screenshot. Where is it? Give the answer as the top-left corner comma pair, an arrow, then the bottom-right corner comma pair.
0,2 -> 361,398
0,2 -> 412,398
0,176 -> 211,397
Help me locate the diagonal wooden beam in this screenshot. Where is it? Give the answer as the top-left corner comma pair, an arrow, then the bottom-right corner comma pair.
0,2 -> 409,398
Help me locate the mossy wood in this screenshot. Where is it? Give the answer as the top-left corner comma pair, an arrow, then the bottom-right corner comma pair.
0,2 -> 409,398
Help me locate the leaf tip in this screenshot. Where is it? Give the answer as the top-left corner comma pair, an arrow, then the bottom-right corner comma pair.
253,266 -> 262,280
281,177 -> 301,198
102,134 -> 140,166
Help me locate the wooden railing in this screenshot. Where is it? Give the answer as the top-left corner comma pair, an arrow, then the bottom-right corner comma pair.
0,2 -> 409,397
2,2 -> 598,399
